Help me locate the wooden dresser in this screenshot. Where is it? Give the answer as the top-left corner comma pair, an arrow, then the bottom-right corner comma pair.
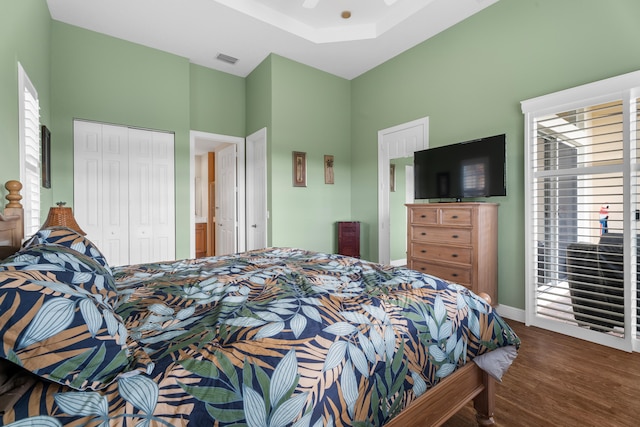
406,203 -> 498,303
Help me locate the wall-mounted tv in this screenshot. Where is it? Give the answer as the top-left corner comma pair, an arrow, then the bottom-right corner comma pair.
414,134 -> 506,201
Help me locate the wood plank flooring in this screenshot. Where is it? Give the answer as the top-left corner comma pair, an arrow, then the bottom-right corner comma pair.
442,321 -> 640,427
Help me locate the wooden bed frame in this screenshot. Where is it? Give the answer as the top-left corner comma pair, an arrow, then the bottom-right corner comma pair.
0,179 -> 496,426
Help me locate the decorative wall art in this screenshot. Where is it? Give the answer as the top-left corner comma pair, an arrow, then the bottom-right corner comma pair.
324,155 -> 334,184
41,125 -> 51,188
293,151 -> 307,187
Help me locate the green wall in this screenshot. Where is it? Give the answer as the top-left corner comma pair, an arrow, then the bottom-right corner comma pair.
351,0 -> 640,309
257,55 -> 352,253
190,63 -> 245,136
0,0 -> 51,210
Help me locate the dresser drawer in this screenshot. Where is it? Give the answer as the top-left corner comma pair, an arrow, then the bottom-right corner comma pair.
409,207 -> 438,225
440,208 -> 472,225
411,260 -> 472,286
410,226 -> 472,245
410,243 -> 472,265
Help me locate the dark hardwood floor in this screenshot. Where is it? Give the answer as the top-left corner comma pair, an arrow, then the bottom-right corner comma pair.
442,321 -> 640,427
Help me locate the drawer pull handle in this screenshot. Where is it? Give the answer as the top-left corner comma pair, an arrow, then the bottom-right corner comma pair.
452,235 -> 459,239
452,215 -> 458,219
421,232 -> 427,236
451,273 -> 459,277
421,250 -> 427,253
420,214 -> 426,218
452,254 -> 458,258
420,267 -> 426,271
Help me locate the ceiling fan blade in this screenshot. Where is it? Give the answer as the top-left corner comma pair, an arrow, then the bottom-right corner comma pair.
303,0 -> 320,8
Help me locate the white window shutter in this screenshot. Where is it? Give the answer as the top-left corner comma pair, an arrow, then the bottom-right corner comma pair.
18,63 -> 41,238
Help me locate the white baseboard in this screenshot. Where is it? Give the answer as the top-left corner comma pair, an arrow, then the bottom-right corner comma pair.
495,304 -> 525,323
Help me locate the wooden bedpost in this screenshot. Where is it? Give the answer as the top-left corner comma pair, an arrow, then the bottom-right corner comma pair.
473,371 -> 496,426
5,180 -> 23,209
3,180 -> 24,246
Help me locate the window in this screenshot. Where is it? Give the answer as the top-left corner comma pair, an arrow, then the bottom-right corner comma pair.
522,71 -> 640,352
18,63 -> 41,238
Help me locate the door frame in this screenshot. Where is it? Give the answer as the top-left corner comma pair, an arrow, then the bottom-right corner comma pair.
189,131 -> 245,258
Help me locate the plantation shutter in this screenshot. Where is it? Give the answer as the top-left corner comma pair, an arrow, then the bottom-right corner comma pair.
18,63 -> 41,238
523,71 -> 640,351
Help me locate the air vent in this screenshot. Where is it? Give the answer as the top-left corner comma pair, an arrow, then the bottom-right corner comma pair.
216,53 -> 238,65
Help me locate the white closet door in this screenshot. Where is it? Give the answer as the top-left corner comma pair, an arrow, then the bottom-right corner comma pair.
101,125 -> 130,265
74,121 -> 130,266
75,121 -> 175,266
128,129 -> 175,264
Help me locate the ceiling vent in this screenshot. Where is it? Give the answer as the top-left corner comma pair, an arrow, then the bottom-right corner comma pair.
216,53 -> 238,65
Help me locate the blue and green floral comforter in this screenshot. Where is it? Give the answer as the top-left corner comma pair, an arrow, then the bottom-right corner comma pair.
0,244 -> 519,427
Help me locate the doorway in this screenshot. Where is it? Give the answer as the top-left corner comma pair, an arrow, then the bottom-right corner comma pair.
377,118 -> 429,265
189,131 -> 245,259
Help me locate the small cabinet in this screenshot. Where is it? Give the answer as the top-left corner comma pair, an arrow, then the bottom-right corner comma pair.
337,221 -> 360,258
195,222 -> 207,258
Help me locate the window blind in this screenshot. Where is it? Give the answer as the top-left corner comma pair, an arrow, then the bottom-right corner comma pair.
19,64 -> 41,238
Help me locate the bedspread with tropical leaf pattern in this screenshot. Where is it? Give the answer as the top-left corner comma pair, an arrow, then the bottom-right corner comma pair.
1,247 -> 519,427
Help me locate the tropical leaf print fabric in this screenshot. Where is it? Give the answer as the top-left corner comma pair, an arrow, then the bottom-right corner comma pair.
23,226 -> 111,270
0,247 -> 519,427
0,246 -> 132,391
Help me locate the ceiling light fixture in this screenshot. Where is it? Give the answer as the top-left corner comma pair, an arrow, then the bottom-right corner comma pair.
341,11 -> 351,19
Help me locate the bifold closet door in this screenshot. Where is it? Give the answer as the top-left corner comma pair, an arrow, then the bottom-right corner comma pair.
74,120 -> 175,266
74,121 -> 130,266
128,129 -> 175,264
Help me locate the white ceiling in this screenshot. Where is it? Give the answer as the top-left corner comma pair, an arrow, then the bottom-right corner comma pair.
46,0 -> 498,80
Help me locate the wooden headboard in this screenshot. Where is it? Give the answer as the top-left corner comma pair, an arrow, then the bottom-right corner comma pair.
0,180 -> 24,250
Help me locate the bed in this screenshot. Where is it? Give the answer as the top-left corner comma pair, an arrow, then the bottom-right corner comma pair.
0,180 -> 519,427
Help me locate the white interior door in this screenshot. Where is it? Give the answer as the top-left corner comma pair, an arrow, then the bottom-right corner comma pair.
246,128 -> 267,251
216,144 -> 237,255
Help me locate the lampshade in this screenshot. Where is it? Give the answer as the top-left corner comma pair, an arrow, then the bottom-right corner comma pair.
42,202 -> 86,235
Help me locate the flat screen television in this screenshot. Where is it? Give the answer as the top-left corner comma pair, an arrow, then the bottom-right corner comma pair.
414,134 -> 506,201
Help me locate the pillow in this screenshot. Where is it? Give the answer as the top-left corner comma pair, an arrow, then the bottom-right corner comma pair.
23,226 -> 111,270
0,266 -> 132,391
0,245 -> 118,310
